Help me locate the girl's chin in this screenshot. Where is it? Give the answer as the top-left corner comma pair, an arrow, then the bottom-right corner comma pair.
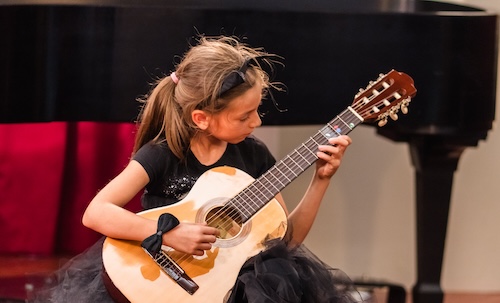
229,135 -> 249,144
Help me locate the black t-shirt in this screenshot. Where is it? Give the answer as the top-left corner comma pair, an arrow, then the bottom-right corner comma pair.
133,135 -> 276,209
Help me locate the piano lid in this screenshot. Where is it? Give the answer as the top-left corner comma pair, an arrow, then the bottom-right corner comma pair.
0,0 -> 497,142
0,0 -> 485,13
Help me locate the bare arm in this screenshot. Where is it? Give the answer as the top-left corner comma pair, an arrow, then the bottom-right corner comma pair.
82,160 -> 218,256
82,160 -> 154,240
283,135 -> 352,246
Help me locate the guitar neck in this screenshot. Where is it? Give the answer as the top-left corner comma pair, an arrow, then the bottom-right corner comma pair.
229,106 -> 364,223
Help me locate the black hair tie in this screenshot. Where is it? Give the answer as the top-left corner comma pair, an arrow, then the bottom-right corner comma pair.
218,55 -> 275,97
141,213 -> 180,257
219,60 -> 251,96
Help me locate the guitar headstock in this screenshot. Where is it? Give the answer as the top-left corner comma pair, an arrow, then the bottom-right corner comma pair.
352,70 -> 417,127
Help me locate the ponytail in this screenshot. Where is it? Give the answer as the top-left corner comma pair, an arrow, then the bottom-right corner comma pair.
133,76 -> 191,159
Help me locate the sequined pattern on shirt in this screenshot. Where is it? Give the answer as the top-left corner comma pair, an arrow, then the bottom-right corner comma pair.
162,175 -> 198,200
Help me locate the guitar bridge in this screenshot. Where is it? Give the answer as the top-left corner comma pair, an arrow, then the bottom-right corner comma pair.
143,248 -> 199,295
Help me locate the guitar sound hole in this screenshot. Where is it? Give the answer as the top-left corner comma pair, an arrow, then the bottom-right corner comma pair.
205,206 -> 242,240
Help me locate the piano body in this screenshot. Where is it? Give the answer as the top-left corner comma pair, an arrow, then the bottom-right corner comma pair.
0,1 -> 497,302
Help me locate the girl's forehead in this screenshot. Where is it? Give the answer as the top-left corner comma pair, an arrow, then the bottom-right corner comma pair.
226,85 -> 262,110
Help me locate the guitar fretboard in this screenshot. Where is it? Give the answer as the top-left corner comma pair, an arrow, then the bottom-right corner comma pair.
226,106 -> 364,223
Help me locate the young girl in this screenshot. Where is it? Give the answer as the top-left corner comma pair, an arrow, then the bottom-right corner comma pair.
33,36 -> 356,303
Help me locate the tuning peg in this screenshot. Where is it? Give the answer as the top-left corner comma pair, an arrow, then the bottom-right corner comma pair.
355,88 -> 365,98
401,104 -> 409,114
390,111 -> 399,121
378,118 -> 388,127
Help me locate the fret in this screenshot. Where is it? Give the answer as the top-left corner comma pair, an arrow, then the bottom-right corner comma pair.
261,178 -> 280,197
241,190 -> 258,214
274,161 -> 296,181
231,196 -> 252,219
296,148 -> 313,165
264,171 -> 284,190
283,155 -> 302,175
252,179 -> 273,198
320,124 -> 339,139
303,140 -> 319,156
300,143 -> 314,157
309,136 -> 324,147
337,116 -> 349,129
262,171 -> 285,189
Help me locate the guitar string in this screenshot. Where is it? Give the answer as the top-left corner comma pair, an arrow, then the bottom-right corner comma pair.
199,100 -> 366,242
198,86 -> 396,242
199,87 -> 406,245
201,85 -> 390,228
159,80 -> 407,272
210,109 -> 357,225
199,81 -> 401,242
199,76 -> 395,228
207,72 -> 407,225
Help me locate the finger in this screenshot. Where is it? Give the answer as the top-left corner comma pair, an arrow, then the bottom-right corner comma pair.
201,234 -> 218,243
193,249 -> 205,256
317,150 -> 339,163
329,135 -> 351,145
317,144 -> 339,155
198,243 -> 213,251
202,226 -> 220,236
340,134 -> 352,143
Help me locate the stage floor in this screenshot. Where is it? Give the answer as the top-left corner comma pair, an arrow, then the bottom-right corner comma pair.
1,255 -> 499,303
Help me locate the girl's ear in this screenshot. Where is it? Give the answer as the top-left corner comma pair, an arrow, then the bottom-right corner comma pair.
191,109 -> 210,130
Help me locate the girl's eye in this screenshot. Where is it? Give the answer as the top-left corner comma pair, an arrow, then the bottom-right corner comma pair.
240,116 -> 250,121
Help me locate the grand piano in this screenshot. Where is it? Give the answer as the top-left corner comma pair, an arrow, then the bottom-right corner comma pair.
0,1 -> 497,302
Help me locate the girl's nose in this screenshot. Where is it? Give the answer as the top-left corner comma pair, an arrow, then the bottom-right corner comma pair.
250,112 -> 262,128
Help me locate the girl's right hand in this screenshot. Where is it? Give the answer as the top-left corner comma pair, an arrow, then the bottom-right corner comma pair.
162,222 -> 220,256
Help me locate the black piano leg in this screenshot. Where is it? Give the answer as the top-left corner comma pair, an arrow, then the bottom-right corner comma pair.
409,139 -> 464,303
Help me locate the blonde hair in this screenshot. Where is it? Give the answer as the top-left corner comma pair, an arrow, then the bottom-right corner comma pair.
133,36 -> 280,159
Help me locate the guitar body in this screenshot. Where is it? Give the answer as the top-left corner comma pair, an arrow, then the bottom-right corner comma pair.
102,166 -> 288,303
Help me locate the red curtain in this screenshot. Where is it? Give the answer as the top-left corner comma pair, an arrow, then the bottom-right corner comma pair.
0,122 -> 142,256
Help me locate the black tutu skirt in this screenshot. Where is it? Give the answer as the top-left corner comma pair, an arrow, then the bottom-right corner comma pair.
28,238 -> 114,303
29,238 -> 360,303
225,239 -> 358,303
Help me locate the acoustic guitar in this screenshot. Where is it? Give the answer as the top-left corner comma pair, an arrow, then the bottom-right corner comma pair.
102,69 -> 417,302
